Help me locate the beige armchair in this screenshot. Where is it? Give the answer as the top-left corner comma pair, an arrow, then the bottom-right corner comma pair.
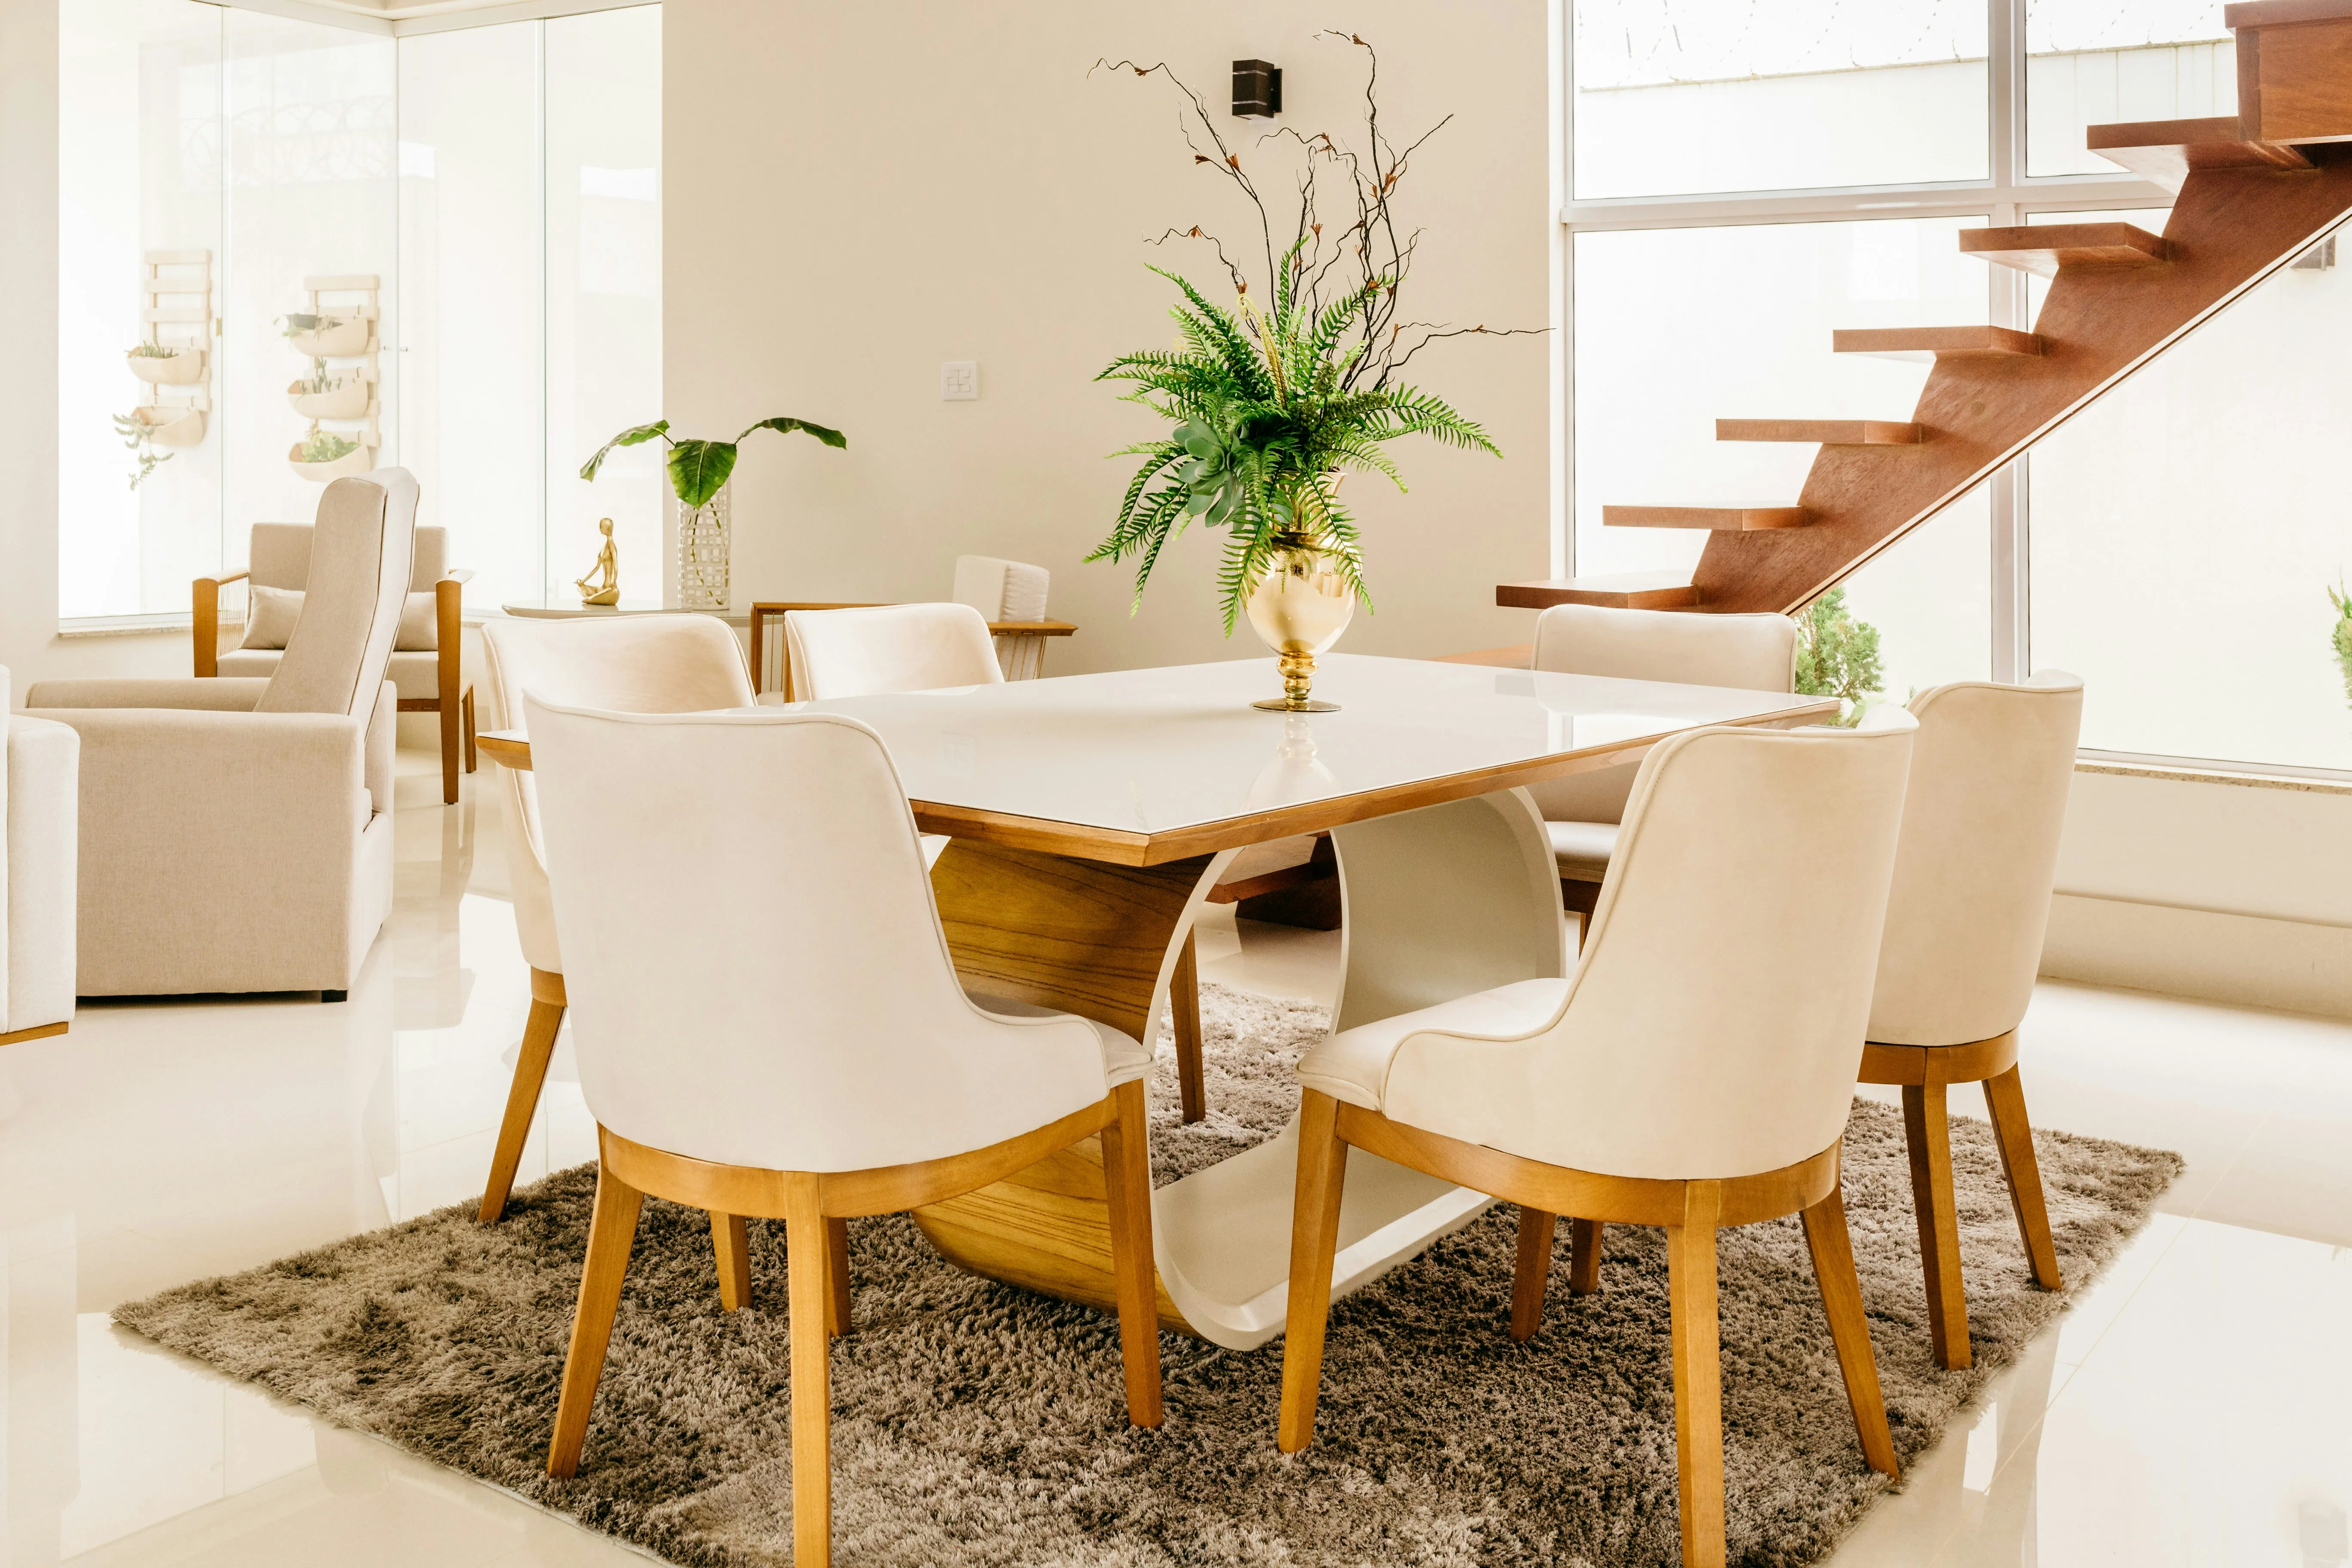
28,471 -> 420,1001
197,521 -> 476,803
2,668 -> 78,1046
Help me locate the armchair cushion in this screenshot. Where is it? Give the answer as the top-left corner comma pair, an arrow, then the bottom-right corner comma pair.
24,677 -> 270,712
1297,977 -> 1569,1112
240,585 -> 441,652
218,650 -> 442,703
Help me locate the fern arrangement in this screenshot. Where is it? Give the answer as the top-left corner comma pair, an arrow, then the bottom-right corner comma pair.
2330,579 -> 2352,711
1089,35 -> 1525,630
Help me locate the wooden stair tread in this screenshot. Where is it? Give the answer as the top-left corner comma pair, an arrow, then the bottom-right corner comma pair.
1495,573 -> 1697,611
1959,224 -> 2169,277
2231,1 -> 2352,144
1831,326 -> 2044,361
1603,505 -> 1810,531
2086,116 -> 2312,192
1715,419 -> 1921,446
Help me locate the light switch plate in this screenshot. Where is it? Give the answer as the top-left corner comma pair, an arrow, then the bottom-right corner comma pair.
940,361 -> 979,401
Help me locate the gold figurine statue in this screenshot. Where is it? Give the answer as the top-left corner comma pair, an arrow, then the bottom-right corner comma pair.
575,517 -> 621,606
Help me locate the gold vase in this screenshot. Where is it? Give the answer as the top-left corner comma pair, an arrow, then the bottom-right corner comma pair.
1244,545 -> 1356,712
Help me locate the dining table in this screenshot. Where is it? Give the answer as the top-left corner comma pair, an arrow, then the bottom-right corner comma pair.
476,652 -> 1837,1350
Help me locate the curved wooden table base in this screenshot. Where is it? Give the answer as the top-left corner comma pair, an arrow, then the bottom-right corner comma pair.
1860,1029 -> 2061,1371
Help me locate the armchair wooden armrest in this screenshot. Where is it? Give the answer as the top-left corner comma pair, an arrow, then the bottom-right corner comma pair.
192,570 -> 250,678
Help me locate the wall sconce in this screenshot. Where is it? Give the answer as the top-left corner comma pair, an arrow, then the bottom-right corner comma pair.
1232,59 -> 1281,118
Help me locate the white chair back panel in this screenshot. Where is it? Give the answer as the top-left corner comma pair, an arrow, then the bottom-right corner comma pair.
1328,790 -> 1565,1034
480,613 -> 757,977
1868,673 -> 2084,1048
784,602 -> 1005,700
524,703 -> 1111,1172
953,556 -> 1053,681
1381,714 -> 1916,1180
254,470 -> 418,720
248,521 -> 446,594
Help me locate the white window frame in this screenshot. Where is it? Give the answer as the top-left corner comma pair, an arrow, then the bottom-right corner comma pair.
1551,0 -> 2177,690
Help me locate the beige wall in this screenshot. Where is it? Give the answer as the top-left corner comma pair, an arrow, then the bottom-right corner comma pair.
661,0 -> 1553,674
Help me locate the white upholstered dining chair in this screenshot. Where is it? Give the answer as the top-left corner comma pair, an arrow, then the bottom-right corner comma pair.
1860,672 -> 2083,1371
782,601 -> 1004,700
199,521 -> 477,803
952,553 -> 1053,679
473,612 -> 756,1224
1527,604 -> 1798,914
525,700 -> 1163,1566
2,668 -> 78,1047
27,470 -> 417,1000
1279,707 -> 1917,1568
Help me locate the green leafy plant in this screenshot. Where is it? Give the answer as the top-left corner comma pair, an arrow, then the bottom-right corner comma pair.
295,429 -> 360,465
1792,587 -> 1885,726
277,312 -> 345,341
581,416 -> 847,510
2330,579 -> 2352,710
127,339 -> 181,359
112,410 -> 171,489
291,366 -> 339,395
1088,35 -> 1532,630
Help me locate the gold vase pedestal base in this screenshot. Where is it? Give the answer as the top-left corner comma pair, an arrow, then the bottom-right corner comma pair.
1253,695 -> 1340,713
1253,647 -> 1341,713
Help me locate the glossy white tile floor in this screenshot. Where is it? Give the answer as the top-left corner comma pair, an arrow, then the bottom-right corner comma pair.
2,753 -> 2348,1567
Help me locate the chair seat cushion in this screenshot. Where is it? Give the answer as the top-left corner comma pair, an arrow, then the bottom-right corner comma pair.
1546,819 -> 1619,882
968,993 -> 1152,1087
1297,977 -> 1570,1111
217,647 -> 444,702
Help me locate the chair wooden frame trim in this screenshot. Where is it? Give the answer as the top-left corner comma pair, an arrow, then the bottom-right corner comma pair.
548,1081 -> 1162,1568
0,1022 -> 68,1048
747,601 -> 1079,701
196,570 -> 478,803
1277,1089 -> 1899,1568
1858,1029 -> 2061,1370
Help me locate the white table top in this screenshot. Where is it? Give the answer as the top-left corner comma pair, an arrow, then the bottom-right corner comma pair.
795,654 -> 1831,861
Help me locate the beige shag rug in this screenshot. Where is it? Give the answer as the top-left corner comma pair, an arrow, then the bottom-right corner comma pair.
116,983 -> 2180,1567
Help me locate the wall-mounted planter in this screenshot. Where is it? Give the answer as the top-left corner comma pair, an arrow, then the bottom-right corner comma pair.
286,317 -> 371,357
128,346 -> 205,385
286,374 -> 370,420
287,441 -> 375,482
134,404 -> 207,447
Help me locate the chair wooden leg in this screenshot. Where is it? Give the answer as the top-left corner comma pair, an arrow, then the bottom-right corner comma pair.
713,1212 -> 752,1311
1278,1088 -> 1350,1454
1800,1180 -> 1902,1479
784,1174 -> 833,1568
1098,1079 -> 1165,1426
479,989 -> 564,1224
1511,1206 -> 1555,1341
1983,1066 -> 2062,1291
547,1160 -> 644,1477
461,686 -> 478,773
439,695 -> 460,804
826,1218 -> 851,1336
1568,1217 -> 1605,1295
1172,929 -> 1206,1124
1666,1182 -> 1726,1568
1901,1082 -> 1972,1370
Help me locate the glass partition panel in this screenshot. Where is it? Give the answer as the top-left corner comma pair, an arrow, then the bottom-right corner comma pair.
58,0 -> 224,619
2026,0 -> 2233,178
396,21 -> 544,609
1838,481 -> 1993,709
2028,217 -> 2352,770
1572,216 -> 1991,581
1572,0 -> 1988,200
545,6 -> 662,609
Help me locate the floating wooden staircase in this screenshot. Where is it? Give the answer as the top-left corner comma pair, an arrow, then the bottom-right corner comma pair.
1500,0 -> 2352,617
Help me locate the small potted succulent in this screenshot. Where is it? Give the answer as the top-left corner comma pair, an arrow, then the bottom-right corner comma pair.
280,311 -> 371,358
127,337 -> 205,385
287,425 -> 372,482
287,364 -> 370,420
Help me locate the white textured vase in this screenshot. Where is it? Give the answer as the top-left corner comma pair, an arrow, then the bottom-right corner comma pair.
675,485 -> 731,612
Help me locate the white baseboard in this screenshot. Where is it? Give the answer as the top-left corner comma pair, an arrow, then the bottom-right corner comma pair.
2042,893 -> 2352,1020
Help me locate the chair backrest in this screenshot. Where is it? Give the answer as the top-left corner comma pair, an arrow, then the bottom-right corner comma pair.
1532,603 -> 1798,691
784,602 -> 1005,700
250,520 -> 446,593
479,613 -> 757,976
524,700 -> 1112,1171
952,555 -> 1049,621
254,469 -> 418,718
1868,673 -> 2084,1048
1381,709 -> 1917,1180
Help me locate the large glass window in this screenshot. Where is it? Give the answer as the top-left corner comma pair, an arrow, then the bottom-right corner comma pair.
2026,1 -> 2234,178
57,2 -> 659,623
